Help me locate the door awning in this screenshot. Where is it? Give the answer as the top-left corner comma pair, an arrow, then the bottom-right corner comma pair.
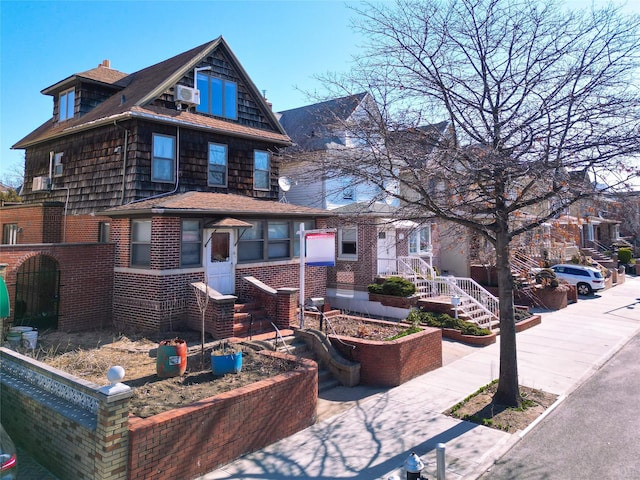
205,217 -> 254,229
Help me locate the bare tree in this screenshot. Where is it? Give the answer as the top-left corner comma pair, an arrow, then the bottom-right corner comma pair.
311,0 -> 640,406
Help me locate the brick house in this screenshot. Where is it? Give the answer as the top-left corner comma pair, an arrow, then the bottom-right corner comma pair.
2,37 -> 330,335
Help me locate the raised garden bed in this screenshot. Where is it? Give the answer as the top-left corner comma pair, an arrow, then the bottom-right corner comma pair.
323,317 -> 442,387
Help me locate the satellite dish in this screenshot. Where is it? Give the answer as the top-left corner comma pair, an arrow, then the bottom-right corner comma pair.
278,176 -> 292,192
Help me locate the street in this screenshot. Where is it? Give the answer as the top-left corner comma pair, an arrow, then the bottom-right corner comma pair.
481,305 -> 640,480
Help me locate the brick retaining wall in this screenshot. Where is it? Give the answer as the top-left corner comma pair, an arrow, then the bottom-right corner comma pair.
330,322 -> 442,387
127,352 -> 317,480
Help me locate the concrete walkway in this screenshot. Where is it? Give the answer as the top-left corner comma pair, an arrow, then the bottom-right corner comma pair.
199,277 -> 640,480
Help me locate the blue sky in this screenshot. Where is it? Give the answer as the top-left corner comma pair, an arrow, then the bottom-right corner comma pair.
1,0 -> 638,183
0,0 -> 362,180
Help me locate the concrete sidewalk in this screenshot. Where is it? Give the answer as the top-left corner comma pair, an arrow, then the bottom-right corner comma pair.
199,277 -> 640,480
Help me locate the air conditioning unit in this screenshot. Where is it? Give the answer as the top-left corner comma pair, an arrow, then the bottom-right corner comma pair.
175,85 -> 200,106
32,176 -> 51,192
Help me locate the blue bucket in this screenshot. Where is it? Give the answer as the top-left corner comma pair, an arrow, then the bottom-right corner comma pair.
211,351 -> 243,375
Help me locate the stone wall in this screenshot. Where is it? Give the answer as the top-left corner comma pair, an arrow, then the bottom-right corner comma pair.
0,347 -> 132,480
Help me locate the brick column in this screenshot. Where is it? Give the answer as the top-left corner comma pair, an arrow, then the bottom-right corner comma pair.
276,287 -> 299,329
96,384 -> 133,480
209,296 -> 237,339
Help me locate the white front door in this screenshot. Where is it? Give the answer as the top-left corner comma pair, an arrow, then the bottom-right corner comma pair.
377,228 -> 396,275
204,229 -> 235,295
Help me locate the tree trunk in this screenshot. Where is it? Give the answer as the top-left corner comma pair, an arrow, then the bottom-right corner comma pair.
493,228 -> 522,407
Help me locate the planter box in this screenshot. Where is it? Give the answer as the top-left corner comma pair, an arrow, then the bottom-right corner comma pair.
330,322 -> 442,387
515,313 -> 542,333
532,286 -> 568,310
368,293 -> 419,309
442,328 -> 496,346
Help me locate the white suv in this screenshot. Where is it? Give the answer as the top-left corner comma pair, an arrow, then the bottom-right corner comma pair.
550,264 -> 605,295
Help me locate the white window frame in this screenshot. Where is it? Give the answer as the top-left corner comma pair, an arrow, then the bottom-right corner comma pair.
151,134 -> 176,183
181,219 -> 202,267
131,219 -> 152,267
254,150 -> 270,191
59,88 -> 75,121
208,142 -> 228,187
53,152 -> 64,177
2,224 -> 18,245
338,226 -> 358,260
409,225 -> 432,256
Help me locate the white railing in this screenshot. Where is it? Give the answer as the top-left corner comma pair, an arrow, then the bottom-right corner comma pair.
396,256 -> 436,281
376,255 -> 499,329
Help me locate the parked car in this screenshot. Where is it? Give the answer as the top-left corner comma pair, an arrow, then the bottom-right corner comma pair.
0,424 -> 17,480
550,264 -> 605,295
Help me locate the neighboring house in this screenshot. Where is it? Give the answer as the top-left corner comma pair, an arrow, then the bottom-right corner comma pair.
278,94 -> 444,312
2,37 -> 330,334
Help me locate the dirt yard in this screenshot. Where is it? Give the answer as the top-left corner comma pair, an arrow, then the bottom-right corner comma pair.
22,318 -> 407,418
445,380 -> 558,433
32,329 -> 298,418
21,318 -> 555,432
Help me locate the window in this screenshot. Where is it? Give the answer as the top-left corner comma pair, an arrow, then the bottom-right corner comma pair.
342,179 -> 354,200
409,225 -> 432,255
59,88 -> 75,121
181,220 -> 202,266
196,73 -> 237,119
152,134 -> 176,183
2,224 -> 18,245
208,143 -> 227,187
131,219 -> 151,267
338,226 -> 358,260
268,221 -> 290,259
53,152 -> 64,177
238,220 -> 264,262
254,150 -> 270,190
238,219 -> 313,262
98,222 -> 110,243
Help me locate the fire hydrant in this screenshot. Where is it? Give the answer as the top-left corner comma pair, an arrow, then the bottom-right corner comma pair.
405,451 -> 425,480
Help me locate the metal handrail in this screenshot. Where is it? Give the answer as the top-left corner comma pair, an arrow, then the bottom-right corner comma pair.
270,322 -> 292,354
305,308 -> 355,350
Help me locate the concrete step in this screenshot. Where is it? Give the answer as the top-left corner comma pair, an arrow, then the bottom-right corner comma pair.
266,335 -> 341,393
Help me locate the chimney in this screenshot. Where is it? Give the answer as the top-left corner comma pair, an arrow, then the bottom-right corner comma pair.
262,89 -> 273,110
100,59 -> 111,68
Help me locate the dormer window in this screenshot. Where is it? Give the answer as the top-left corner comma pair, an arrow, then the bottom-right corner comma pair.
59,88 -> 75,121
196,73 -> 237,119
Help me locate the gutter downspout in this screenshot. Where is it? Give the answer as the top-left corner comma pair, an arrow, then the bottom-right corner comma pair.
114,120 -> 131,205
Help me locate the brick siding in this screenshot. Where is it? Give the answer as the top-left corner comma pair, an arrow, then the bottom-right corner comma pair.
0,243 -> 114,331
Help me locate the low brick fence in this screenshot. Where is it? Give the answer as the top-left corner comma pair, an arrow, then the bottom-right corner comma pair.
127,351 -> 317,479
0,347 -> 132,480
330,321 -> 442,387
1,347 -> 318,480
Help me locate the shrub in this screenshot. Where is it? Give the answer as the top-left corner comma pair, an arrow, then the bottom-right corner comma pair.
367,276 -> 416,297
534,268 -> 559,288
618,247 -> 633,265
406,309 -> 491,336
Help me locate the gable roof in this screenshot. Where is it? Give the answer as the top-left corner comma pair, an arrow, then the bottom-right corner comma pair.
103,191 -> 331,217
278,93 -> 369,152
13,37 -> 289,149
